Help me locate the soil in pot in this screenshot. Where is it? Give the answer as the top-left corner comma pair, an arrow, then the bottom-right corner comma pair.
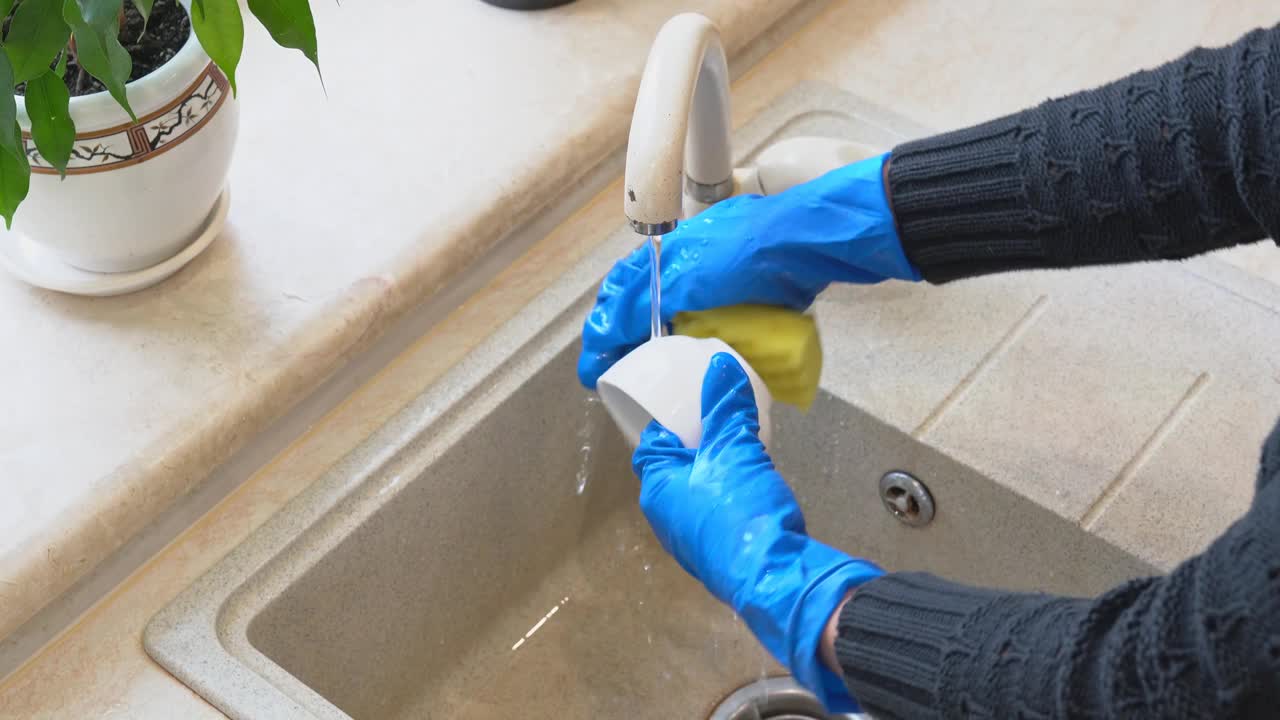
7,0 -> 191,98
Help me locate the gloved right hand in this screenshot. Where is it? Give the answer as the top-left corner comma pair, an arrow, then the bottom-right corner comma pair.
632,352 -> 883,713
577,152 -> 920,389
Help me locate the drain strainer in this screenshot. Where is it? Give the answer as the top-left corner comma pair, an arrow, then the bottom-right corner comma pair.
709,677 -> 866,720
879,470 -> 935,527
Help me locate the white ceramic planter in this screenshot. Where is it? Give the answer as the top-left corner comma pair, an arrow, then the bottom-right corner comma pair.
10,21 -> 238,275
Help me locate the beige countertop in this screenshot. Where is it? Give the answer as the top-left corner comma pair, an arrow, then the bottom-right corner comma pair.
3,0 -> 1279,717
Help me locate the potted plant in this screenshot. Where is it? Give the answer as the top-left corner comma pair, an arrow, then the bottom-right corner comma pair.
0,0 -> 320,295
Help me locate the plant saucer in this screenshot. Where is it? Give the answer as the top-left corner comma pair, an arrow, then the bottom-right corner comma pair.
0,187 -> 229,297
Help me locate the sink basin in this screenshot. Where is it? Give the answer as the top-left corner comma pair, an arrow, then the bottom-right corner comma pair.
145,84 -> 1154,720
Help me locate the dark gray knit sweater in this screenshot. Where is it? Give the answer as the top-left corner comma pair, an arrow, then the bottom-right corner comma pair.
837,24 -> 1280,719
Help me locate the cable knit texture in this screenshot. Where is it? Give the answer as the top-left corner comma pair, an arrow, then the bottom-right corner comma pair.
837,422 -> 1280,718
887,25 -> 1280,282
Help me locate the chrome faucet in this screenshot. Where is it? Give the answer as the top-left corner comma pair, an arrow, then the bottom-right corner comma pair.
623,13 -> 733,236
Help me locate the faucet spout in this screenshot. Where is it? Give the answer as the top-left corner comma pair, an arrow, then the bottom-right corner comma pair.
624,13 -> 733,236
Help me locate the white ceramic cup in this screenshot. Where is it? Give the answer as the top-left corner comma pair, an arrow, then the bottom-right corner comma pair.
597,335 -> 773,450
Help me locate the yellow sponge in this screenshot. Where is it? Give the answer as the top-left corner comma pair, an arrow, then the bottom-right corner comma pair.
672,304 -> 822,411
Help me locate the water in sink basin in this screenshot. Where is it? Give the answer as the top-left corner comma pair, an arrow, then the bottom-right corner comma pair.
390,502 -> 778,719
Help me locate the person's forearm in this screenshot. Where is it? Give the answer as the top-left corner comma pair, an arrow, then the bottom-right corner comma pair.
886,24 -> 1280,283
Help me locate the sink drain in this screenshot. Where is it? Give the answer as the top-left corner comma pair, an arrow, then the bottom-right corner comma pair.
879,470 -> 935,527
709,677 -> 861,720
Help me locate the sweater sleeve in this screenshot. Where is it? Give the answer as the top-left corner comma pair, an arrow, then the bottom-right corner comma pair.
834,421 -> 1280,719
887,25 -> 1280,283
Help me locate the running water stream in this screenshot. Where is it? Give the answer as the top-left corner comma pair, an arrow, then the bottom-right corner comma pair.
648,235 -> 662,339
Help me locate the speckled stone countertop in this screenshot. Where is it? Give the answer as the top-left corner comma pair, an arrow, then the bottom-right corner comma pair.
2,1 -> 1278,718
0,0 -> 808,657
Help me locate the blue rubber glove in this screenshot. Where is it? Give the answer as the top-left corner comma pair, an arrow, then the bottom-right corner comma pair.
579,152 -> 919,389
632,352 -> 883,713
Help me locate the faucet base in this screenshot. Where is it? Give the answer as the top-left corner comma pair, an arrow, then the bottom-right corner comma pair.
629,219 -> 678,236
685,175 -> 735,205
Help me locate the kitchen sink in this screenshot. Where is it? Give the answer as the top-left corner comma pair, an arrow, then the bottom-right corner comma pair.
145,84 -> 1154,719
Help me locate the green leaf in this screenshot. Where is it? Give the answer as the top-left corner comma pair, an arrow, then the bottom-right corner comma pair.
246,0 -> 319,74
0,52 -> 31,227
25,70 -> 74,176
0,123 -> 31,229
6,0 -> 72,83
0,0 -> 18,24
54,48 -> 68,77
62,0 -> 135,120
190,0 -> 242,94
131,0 -> 151,24
0,48 -> 20,157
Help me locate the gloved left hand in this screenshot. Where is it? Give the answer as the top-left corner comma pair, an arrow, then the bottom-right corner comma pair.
632,352 -> 883,713
578,153 -> 920,390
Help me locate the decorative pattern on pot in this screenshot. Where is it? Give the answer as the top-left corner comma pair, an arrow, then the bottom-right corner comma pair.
22,65 -> 231,176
